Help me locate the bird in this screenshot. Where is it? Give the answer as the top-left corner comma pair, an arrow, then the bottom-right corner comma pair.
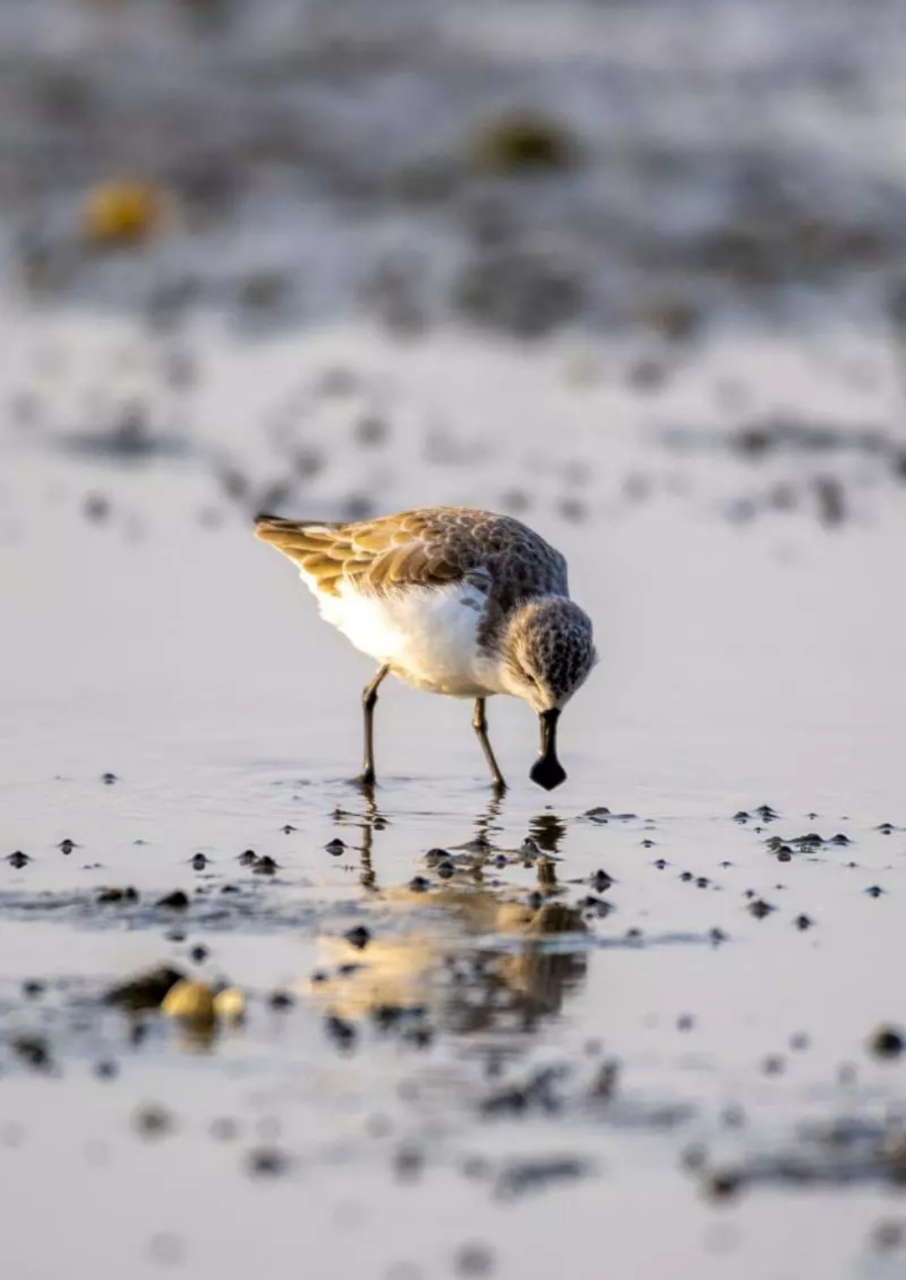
254,506 -> 596,791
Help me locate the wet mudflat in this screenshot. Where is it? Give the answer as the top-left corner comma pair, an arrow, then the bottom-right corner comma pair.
2,304 -> 906,1280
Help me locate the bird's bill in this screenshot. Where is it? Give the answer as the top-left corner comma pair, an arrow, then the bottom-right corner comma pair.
529,708 -> 567,790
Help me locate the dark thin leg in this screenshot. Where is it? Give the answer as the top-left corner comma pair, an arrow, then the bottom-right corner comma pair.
359,665 -> 390,787
472,698 -> 507,791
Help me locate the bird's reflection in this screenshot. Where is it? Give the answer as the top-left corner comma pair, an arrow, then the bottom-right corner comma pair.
314,793 -> 588,1038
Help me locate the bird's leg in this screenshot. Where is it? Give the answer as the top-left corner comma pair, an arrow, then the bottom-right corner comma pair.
358,664 -> 390,787
472,697 -> 507,791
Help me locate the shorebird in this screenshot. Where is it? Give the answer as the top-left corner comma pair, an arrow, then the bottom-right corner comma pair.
254,506 -> 596,790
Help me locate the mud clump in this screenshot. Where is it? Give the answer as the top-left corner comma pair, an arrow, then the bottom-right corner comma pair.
105,965 -> 185,1012
466,111 -> 580,174
868,1026 -> 905,1060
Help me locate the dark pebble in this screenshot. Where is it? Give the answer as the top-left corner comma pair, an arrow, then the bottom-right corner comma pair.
155,890 -> 189,910
878,823 -> 894,835
102,773 -> 118,785
22,979 -> 45,1000
748,899 -> 774,919
710,928 -> 728,944
268,990 -> 294,1010
58,838 -> 76,854
868,1026 -> 905,1060
7,851 -> 29,868
191,853 -> 208,870
677,1014 -> 695,1032
705,1169 -> 743,1200
282,824 -> 296,835
246,1147 -> 290,1178
795,913 -> 813,930
345,926 -> 371,950
733,811 -> 750,824
325,1014 -> 357,1050
866,885 -> 884,898
830,833 -> 851,846
190,945 -> 208,964
105,966 -> 184,1012
325,838 -> 346,856
11,1034 -> 52,1071
253,856 -> 278,875
408,876 -> 431,893
654,858 -> 668,870
680,871 -> 693,882
589,869 -> 613,892
97,886 -> 139,904
134,1104 -> 173,1138
777,848 -> 792,863
238,849 -> 257,866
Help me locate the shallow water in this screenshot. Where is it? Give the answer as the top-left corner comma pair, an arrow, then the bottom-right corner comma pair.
2,293 -> 906,1277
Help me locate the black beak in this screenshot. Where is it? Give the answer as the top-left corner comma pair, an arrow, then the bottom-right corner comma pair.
529,708 -> 566,791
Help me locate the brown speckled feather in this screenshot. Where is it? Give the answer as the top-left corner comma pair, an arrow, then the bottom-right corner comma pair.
254,507 -> 568,614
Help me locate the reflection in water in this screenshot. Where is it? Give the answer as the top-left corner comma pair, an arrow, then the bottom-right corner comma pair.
313,796 -> 588,1040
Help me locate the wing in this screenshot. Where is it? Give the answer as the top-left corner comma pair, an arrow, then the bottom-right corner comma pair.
254,511 -> 468,597
254,507 -> 567,604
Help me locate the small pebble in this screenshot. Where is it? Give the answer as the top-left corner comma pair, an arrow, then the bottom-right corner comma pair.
191,853 -> 208,871
868,1026 -> 905,1060
345,926 -> 371,950
238,849 -> 257,866
325,838 -> 346,856
155,890 -> 189,910
253,856 -> 278,875
7,851 -> 29,868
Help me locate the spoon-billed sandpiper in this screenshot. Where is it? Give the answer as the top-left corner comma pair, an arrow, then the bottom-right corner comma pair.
255,506 -> 596,790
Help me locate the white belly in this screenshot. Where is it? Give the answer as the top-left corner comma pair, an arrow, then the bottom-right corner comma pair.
307,577 -> 501,697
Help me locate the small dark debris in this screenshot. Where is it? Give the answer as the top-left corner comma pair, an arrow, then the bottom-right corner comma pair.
762,1055 -> 785,1075
654,858 -> 668,870
866,885 -> 885,898
97,886 -> 139,904
253,856 -> 278,875
268,990 -> 294,1011
282,824 -> 296,835
246,1146 -> 290,1178
134,1103 -> 174,1138
155,890 -> 189,910
105,966 -> 184,1012
11,1034 -> 52,1071
878,823 -> 895,835
7,851 -> 29,868
589,869 -> 613,892
677,1014 -> 695,1032
748,899 -> 775,919
93,1059 -> 119,1080
325,1014 -> 357,1051
238,850 -> 257,866
868,1026 -> 905,1060
325,838 -> 346,856
58,838 -> 76,854
795,914 -> 813,930
345,926 -> 371,950
22,979 -> 45,1000
190,945 -> 208,964
191,853 -> 208,871
704,1169 -> 743,1200
408,876 -> 431,893
101,773 -> 118,785
733,811 -> 750,824
830,833 -> 851,846
495,1156 -> 589,1200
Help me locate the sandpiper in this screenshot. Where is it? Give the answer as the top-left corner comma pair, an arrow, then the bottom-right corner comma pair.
255,506 -> 596,790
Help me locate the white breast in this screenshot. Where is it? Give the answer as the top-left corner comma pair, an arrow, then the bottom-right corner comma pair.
306,575 -> 503,698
